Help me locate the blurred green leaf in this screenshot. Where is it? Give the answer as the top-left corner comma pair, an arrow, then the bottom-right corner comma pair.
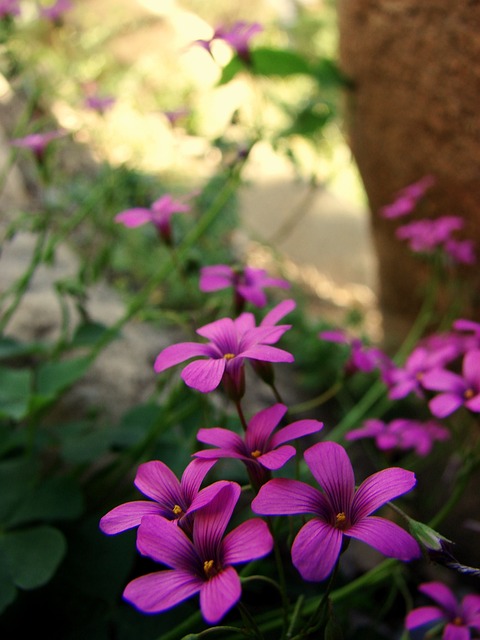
0,336 -> 47,360
250,47 -> 312,76
0,366 -> 32,420
217,55 -> 246,85
0,457 -> 37,526
0,554 -> 17,615
0,525 -> 66,590
58,422 -> 113,464
70,322 -> 111,348
34,356 -> 91,400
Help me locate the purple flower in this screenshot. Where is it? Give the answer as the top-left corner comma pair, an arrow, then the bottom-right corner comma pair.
199,264 -> 290,310
252,441 -> 420,582
163,107 -> 190,127
396,215 -> 465,256
422,349 -> 480,418
444,238 -> 476,265
39,0 -> 72,21
99,458 -> 229,536
380,175 -> 435,219
345,418 -> 449,457
115,193 -> 193,245
123,482 -> 273,624
406,581 -> 480,640
387,344 -> 458,400
194,20 -> 262,61
319,329 -> 391,375
10,130 -> 66,160
154,300 -> 295,397
0,0 -> 20,18
195,403 -> 323,487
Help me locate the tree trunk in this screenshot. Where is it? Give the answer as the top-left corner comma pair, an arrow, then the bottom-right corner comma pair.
337,0 -> 480,348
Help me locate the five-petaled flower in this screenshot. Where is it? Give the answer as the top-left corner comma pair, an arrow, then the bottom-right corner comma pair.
115,193 -> 193,245
405,581 -> 480,640
195,403 -> 323,488
319,328 -> 391,376
199,264 -> 290,311
99,458 -> 225,537
421,349 -> 480,418
252,441 -> 420,582
123,482 -> 273,624
154,300 -> 295,397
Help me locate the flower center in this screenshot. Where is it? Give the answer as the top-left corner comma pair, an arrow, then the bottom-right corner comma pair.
203,559 -> 218,579
224,353 -> 235,360
335,512 -> 348,529
453,616 -> 464,626
172,504 -> 183,516
464,388 -> 475,399
251,449 -> 262,458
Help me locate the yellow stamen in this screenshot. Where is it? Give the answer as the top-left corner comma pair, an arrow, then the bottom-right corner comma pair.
251,449 -> 262,458
172,505 -> 183,516
224,353 -> 235,360
335,512 -> 347,529
464,388 -> 474,399
203,559 -> 215,578
453,616 -> 463,626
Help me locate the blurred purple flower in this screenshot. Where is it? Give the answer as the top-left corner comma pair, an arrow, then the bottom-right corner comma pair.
345,418 -> 449,457
406,581 -> 480,640
39,0 -> 72,21
380,175 -> 435,219
194,20 -> 263,61
444,237 -> 476,265
319,329 -> 392,376
123,483 -> 273,624
153,300 -> 295,397
252,441 -> 420,582
195,403 -> 323,487
422,349 -> 480,418
115,193 -> 193,245
0,0 -> 20,18
99,458 -> 225,536
10,130 -> 66,160
199,264 -> 290,310
84,93 -> 115,114
387,344 -> 458,400
163,107 -> 190,127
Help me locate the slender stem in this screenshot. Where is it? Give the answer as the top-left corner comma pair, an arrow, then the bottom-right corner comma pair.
286,595 -> 305,639
235,399 -> 249,431
237,601 -> 265,640
428,456 -> 479,529
289,380 -> 342,415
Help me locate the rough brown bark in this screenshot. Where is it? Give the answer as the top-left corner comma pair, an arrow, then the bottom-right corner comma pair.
337,0 -> 480,348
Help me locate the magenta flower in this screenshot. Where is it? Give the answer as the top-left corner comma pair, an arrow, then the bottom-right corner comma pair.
319,329 -> 391,376
422,349 -> 480,418
0,0 -> 20,18
39,0 -> 72,21
163,107 -> 190,127
10,130 -> 66,160
396,215 -> 468,260
252,441 -> 420,582
406,581 -> 480,640
345,418 -> 449,457
115,193 -> 192,245
123,482 -> 273,624
194,20 -> 263,61
199,264 -> 290,310
387,344 -> 457,400
154,300 -> 295,397
195,403 -> 323,487
99,458 -> 227,536
380,175 -> 435,219
444,237 -> 476,265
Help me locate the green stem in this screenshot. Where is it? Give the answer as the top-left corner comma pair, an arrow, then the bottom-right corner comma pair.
289,380 -> 342,415
237,601 -> 265,640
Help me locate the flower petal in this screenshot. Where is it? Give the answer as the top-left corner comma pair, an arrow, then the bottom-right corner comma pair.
199,566 -> 241,624
346,516 -> 420,560
463,349 -> 480,387
181,458 -> 216,503
443,623 -> 470,640
261,299 -> 296,326
197,427 -> 245,452
136,514 -> 198,569
124,569 -> 201,613
99,501 -> 165,534
251,478 -> 329,517
429,393 -> 464,418
188,480 -> 234,514
419,582 -> 458,617
134,460 -> 181,506
292,519 -> 343,582
241,344 -> 294,363
304,442 -> 355,515
351,467 -> 417,521
270,419 -> 323,447
193,483 -> 241,558
405,605 -> 445,630
154,342 -> 213,373
257,445 -> 296,470
181,358 -> 226,392
246,404 -> 287,448
223,518 -> 273,565
422,369 -> 466,394
115,208 -> 153,228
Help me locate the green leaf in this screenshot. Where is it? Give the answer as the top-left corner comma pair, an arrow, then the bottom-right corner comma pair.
0,336 -> 47,360
217,55 -> 246,85
58,422 -> 113,464
0,525 -> 66,589
7,475 -> 84,528
0,365 -> 32,420
34,356 -> 91,400
250,47 -> 312,77
0,457 -> 37,526
70,321 -> 111,348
